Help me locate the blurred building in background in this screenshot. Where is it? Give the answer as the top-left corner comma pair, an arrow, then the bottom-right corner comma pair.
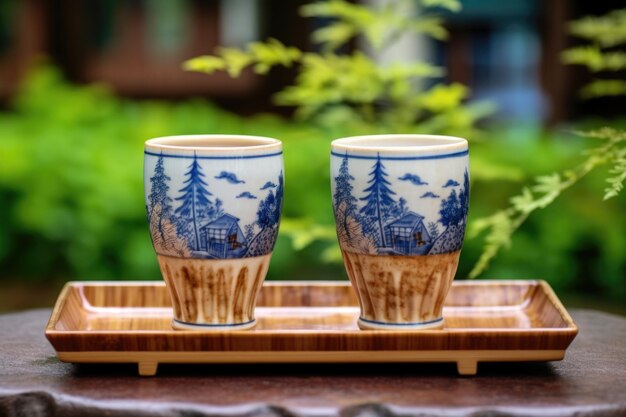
0,0 -> 622,122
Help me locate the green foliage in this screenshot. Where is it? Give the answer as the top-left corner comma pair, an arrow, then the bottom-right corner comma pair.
2,66 -> 626,301
562,46 -> 626,72
3,2 -> 626,304
579,80 -> 626,100
184,0 -> 489,133
184,39 -> 301,77
420,0 -> 462,12
470,8 -> 626,279
183,0 -> 501,271
468,128 -> 626,278
568,9 -> 626,48
0,64 -> 375,281
562,9 -> 626,98
300,0 -> 452,51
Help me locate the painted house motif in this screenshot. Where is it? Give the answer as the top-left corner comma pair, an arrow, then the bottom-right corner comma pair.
200,214 -> 247,258
384,212 -> 432,255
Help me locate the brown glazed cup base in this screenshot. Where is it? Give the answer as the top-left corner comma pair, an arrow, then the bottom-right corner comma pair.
157,253 -> 271,331
342,250 -> 460,331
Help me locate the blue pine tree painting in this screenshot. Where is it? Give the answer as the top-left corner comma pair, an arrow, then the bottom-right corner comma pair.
429,169 -> 469,254
438,189 -> 462,228
256,190 -> 276,229
246,170 -> 283,257
175,154 -> 214,251
459,169 -> 470,219
273,170 -> 284,225
359,154 -> 396,247
334,154 -> 359,240
148,154 -> 174,237
334,154 -> 358,213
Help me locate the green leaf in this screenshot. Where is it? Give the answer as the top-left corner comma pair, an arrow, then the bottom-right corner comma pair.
274,52 -> 384,118
300,0 -> 375,24
531,174 -> 563,208
248,38 -> 302,74
569,9 -> 626,47
421,0 -> 462,12
408,17 -> 449,40
580,80 -> 626,99
574,127 -> 626,141
311,22 -> 356,51
417,83 -> 468,112
562,46 -> 626,72
468,211 -> 514,279
182,55 -> 226,74
216,47 -> 253,77
509,187 -> 535,213
604,156 -> 626,200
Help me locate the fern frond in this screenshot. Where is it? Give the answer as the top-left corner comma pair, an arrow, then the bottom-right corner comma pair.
604,155 -> 626,200
468,211 -> 516,279
580,80 -> 626,99
562,46 -> 626,72
182,39 -> 301,77
420,0 -> 462,12
469,128 -> 626,278
302,0 -> 454,51
569,9 -> 626,47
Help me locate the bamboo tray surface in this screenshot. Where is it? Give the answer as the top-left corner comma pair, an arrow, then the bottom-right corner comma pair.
45,280 -> 578,376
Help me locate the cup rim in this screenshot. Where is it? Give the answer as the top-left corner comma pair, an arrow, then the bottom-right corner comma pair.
331,134 -> 468,155
145,134 -> 282,154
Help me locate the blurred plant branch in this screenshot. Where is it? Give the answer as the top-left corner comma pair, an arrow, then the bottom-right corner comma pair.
562,9 -> 626,99
184,0 -> 500,266
468,128 -> 626,278
469,9 -> 626,278
184,0 -> 491,134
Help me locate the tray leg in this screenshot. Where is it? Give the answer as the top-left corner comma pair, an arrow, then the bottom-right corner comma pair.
456,360 -> 478,376
138,361 -> 159,377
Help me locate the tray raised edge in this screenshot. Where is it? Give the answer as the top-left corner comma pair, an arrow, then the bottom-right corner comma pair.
45,280 -> 578,376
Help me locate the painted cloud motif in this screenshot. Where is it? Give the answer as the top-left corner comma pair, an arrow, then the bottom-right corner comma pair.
236,192 -> 257,199
260,181 -> 277,190
215,171 -> 245,184
420,191 -> 440,199
398,173 -> 429,186
442,179 -> 460,188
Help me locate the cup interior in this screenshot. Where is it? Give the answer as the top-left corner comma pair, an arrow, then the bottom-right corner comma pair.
331,134 -> 467,154
145,135 -> 281,151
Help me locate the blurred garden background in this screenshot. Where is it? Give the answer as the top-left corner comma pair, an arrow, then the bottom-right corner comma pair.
0,0 -> 625,313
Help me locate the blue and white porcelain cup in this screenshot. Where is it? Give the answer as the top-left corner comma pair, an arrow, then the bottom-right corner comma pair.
144,135 -> 283,331
330,135 -> 469,330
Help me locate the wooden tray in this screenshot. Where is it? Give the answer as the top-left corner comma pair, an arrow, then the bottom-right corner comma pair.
45,280 -> 578,376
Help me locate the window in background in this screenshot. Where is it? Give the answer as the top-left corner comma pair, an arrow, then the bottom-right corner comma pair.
433,0 -> 546,123
146,0 -> 191,60
219,0 -> 259,47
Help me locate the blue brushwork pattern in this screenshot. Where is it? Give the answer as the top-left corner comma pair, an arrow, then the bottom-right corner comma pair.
214,171 -> 245,184
147,155 -> 282,259
359,155 -> 397,247
398,173 -> 429,186
236,192 -> 257,199
442,179 -> 460,188
333,153 -> 469,256
260,181 -> 277,190
147,154 -> 174,238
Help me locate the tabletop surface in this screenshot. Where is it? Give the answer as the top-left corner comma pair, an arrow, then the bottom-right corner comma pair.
0,308 -> 625,417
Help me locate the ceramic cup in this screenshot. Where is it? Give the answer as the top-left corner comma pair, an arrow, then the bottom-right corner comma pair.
330,134 -> 469,330
144,135 -> 283,331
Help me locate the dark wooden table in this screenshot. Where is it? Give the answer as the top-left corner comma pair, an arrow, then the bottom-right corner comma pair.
0,309 -> 624,417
